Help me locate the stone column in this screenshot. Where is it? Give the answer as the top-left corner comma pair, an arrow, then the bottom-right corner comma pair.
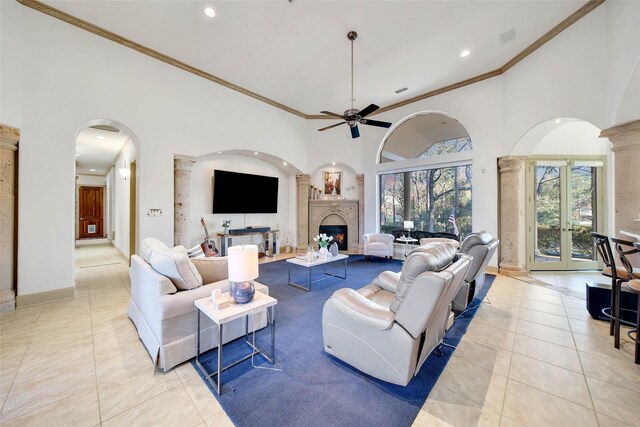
356,174 -> 364,250
296,174 -> 310,250
498,156 -> 527,276
174,155 -> 196,247
600,120 -> 640,234
1,125 -> 19,312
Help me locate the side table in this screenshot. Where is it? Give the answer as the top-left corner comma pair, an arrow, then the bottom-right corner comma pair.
194,291 -> 277,395
395,236 -> 418,257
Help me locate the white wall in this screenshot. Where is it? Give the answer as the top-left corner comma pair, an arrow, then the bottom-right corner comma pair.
112,141 -> 135,257
189,154 -> 292,251
2,0 -> 639,296
1,1 -> 310,296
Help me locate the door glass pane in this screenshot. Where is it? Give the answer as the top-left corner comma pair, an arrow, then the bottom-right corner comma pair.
570,166 -> 597,262
535,166 -> 561,262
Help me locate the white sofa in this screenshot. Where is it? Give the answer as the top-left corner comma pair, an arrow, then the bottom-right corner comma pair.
128,240 -> 267,371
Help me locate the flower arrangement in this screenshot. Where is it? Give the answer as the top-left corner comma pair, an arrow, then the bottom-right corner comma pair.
313,233 -> 333,248
222,220 -> 231,229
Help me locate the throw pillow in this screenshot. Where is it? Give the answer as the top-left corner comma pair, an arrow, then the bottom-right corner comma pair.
149,249 -> 203,291
192,257 -> 228,284
140,237 -> 171,264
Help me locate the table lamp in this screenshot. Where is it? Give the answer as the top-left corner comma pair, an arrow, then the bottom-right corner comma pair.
404,220 -> 414,238
228,244 -> 259,304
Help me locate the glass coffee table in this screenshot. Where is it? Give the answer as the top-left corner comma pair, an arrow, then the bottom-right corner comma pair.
286,254 -> 348,291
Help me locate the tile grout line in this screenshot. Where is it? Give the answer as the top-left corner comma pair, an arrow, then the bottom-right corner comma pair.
564,293 -> 602,426
497,279 -> 520,422
87,275 -> 104,425
0,304 -> 44,419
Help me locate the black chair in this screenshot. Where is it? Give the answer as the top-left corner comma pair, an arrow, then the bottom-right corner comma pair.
609,237 -> 640,351
592,232 -> 625,348
628,279 -> 640,364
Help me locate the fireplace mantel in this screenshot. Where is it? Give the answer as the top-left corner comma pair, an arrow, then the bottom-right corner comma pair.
309,200 -> 359,252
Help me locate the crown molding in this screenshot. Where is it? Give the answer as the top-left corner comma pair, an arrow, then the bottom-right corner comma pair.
17,0 -> 604,121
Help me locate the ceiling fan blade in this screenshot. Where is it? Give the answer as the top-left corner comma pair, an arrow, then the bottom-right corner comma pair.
320,110 -> 345,119
362,119 -> 392,128
318,122 -> 346,132
357,104 -> 380,118
350,125 -> 360,139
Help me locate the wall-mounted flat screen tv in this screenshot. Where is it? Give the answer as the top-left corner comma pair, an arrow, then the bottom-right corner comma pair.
212,169 -> 279,214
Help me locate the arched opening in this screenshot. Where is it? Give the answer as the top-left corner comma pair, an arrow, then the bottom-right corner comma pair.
376,111 -> 473,238
74,119 -> 139,271
512,118 -> 609,271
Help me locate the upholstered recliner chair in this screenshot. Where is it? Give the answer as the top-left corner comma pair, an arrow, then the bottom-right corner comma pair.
363,233 -> 395,261
322,244 -> 471,386
452,231 -> 499,312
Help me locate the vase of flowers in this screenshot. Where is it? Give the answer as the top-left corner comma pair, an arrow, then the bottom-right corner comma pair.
222,219 -> 231,234
313,233 -> 333,259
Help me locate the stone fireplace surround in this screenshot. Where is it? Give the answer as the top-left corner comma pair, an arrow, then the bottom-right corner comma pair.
296,174 -> 364,253
309,200 -> 358,252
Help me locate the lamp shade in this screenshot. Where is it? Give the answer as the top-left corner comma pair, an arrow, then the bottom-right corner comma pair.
403,221 -> 414,229
228,244 -> 259,282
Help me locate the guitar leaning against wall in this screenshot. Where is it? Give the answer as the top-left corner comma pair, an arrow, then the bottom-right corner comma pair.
200,217 -> 219,257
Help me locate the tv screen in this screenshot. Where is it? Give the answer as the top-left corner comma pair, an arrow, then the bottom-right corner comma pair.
212,170 -> 279,214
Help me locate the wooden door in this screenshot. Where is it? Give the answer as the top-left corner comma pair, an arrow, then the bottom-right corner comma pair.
79,186 -> 104,239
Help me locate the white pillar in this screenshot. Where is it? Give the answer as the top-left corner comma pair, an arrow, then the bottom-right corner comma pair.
174,155 -> 196,247
296,174 -> 310,250
498,156 -> 527,276
1,125 -> 19,312
600,120 -> 640,234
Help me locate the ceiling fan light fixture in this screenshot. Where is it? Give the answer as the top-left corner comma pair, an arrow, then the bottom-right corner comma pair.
317,30 -> 392,139
203,7 -> 216,18
460,49 -> 470,58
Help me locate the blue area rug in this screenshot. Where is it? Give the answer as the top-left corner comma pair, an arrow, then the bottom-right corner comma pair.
192,255 -> 495,427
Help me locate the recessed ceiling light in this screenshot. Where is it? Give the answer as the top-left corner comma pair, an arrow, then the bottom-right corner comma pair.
254,151 -> 259,155
332,162 -> 336,166
217,151 -> 222,154
204,7 -> 215,18
283,162 -> 287,166
75,153 -> 80,157
96,135 -> 106,140
555,118 -> 562,124
90,169 -> 96,172
460,49 -> 470,58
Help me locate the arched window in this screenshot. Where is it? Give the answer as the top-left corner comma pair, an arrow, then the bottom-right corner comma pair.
378,112 -> 473,237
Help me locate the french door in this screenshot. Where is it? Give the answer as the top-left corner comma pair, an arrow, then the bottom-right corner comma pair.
527,158 -> 604,271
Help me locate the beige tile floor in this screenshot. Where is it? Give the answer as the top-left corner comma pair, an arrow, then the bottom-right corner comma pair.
1,244 -> 638,426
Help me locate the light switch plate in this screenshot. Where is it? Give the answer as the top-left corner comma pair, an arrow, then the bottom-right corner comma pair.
147,208 -> 162,217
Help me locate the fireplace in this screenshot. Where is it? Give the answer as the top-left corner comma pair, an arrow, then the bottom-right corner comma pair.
319,225 -> 348,251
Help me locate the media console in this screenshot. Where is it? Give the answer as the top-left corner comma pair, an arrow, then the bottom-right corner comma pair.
217,229 -> 279,257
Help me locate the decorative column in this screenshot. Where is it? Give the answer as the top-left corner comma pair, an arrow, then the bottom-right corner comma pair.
296,174 -> 310,250
1,124 -> 19,312
600,120 -> 640,234
174,155 -> 196,247
498,156 -> 527,276
356,174 -> 364,251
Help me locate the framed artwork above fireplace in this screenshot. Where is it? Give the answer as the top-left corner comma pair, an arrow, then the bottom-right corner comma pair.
323,170 -> 342,196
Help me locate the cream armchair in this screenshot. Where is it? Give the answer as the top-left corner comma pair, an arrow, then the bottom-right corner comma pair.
322,244 -> 471,386
363,233 -> 395,261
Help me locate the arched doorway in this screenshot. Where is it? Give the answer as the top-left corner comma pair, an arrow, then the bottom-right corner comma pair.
74,119 -> 139,270
512,118 -> 609,271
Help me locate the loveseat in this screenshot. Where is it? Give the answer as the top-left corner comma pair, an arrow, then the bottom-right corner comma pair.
322,243 -> 471,386
128,238 -> 267,371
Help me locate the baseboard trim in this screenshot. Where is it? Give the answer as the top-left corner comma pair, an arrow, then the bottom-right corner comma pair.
485,265 -> 499,275
16,287 -> 75,307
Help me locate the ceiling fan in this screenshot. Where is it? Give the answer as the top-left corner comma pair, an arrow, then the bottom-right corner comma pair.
318,31 -> 392,139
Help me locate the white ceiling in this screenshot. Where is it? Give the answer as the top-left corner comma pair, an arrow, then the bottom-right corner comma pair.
75,127 -> 130,175
44,0 -> 588,116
